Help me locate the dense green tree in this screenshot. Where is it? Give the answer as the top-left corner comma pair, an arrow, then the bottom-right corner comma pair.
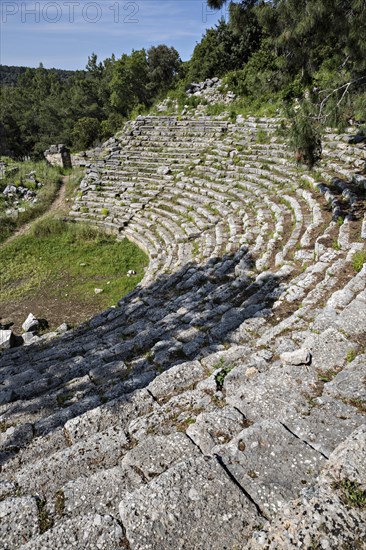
188,18 -> 261,82
110,49 -> 149,116
146,45 -> 181,98
1,2 -> 365,158
72,117 -> 100,150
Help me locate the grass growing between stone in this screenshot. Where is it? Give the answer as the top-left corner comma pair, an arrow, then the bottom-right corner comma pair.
333,479 -> 366,509
0,217 -> 148,330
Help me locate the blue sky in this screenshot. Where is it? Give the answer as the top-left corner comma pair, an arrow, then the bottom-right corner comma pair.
0,1 -> 227,69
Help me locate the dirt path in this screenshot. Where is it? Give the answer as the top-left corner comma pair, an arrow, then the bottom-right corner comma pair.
3,175 -> 69,246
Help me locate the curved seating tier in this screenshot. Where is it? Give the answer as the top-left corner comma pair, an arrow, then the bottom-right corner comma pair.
1,115 -> 365,549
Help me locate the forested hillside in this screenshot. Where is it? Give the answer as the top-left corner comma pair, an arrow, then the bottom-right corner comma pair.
0,65 -> 78,87
0,46 -> 182,158
1,0 -> 365,160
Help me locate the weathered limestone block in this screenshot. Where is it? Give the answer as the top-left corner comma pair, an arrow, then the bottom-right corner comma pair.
285,396 -> 365,457
0,496 -> 40,548
119,455 -> 259,550
22,313 -> 40,333
14,426 -> 130,497
323,354 -> 366,401
147,360 -> 206,403
248,426 -> 366,549
218,421 -> 325,518
302,327 -> 357,370
63,389 -> 155,444
127,389 -> 214,442
0,422 -> 34,450
88,360 -> 128,384
186,406 -> 248,455
121,432 -> 199,480
62,466 -> 141,518
21,513 -> 124,550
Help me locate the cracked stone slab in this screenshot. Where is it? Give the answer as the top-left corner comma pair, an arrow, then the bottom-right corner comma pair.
324,354 -> 366,401
62,465 -> 141,518
63,389 -> 155,444
248,425 -> 366,549
217,421 -> 325,518
2,427 -> 68,477
285,395 -> 366,458
0,496 -> 40,549
119,455 -> 260,550
147,360 -> 206,403
15,426 -> 130,498
225,364 -> 319,423
302,327 -> 357,370
186,406 -> 249,455
128,389 -> 215,441
248,483 -> 366,549
121,432 -> 199,479
321,424 -> 366,488
336,295 -> 366,336
21,513 -> 126,550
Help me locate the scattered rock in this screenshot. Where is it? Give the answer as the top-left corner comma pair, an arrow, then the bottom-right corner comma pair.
56,323 -> 71,334
0,329 -> 15,350
94,288 -> 104,294
22,332 -> 40,346
157,166 -> 171,176
22,313 -> 40,333
280,349 -> 312,365
245,367 -> 259,378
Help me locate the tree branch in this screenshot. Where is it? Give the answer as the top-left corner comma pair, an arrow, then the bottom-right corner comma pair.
316,74 -> 366,122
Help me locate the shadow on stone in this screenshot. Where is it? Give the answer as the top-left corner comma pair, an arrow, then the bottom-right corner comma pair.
0,246 -> 289,466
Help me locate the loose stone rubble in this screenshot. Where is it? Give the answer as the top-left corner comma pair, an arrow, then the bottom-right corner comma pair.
0,112 -> 365,549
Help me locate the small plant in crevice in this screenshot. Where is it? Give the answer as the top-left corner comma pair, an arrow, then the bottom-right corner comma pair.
342,397 -> 366,414
332,238 -> 341,251
346,349 -> 357,363
317,368 -> 340,383
352,250 -> 366,273
36,498 -> 54,533
54,490 -> 65,517
332,479 -> 366,508
215,364 -> 234,391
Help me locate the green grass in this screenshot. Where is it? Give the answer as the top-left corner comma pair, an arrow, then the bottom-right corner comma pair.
346,349 -> 357,363
0,218 -> 149,316
333,479 -> 366,508
352,249 -> 366,273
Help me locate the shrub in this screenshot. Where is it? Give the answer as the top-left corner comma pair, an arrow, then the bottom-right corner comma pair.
352,250 -> 366,273
100,207 -> 109,217
288,104 -> 322,169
